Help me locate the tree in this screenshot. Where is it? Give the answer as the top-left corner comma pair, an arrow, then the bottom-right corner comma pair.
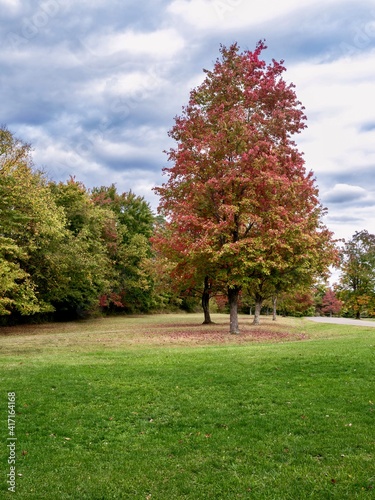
278,289 -> 316,317
92,185 -> 154,241
0,127 -> 67,319
152,218 -> 221,323
321,288 -> 342,317
48,178 -> 114,318
154,41 -> 336,333
0,237 -> 39,316
337,230 -> 375,318
91,185 -> 156,313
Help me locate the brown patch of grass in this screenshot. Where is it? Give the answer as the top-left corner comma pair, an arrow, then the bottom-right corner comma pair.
0,314 -> 308,356
133,319 -> 307,346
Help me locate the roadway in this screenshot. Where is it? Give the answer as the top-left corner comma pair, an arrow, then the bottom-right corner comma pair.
305,317 -> 375,327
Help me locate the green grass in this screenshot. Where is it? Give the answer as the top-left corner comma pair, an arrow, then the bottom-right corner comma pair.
1,314 -> 374,498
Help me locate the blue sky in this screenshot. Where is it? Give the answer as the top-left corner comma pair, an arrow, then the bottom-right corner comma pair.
1,0 -> 375,241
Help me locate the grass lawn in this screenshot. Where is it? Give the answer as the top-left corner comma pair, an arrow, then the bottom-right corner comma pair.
0,313 -> 374,499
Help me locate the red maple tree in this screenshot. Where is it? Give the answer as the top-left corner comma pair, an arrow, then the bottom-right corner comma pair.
154,41 -> 337,333
321,288 -> 342,317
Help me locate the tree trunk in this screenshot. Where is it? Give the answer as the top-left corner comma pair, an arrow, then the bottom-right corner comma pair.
228,286 -> 240,334
253,294 -> 263,325
272,296 -> 277,321
202,276 -> 214,324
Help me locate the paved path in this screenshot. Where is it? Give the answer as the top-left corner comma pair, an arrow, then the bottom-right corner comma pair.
305,317 -> 375,327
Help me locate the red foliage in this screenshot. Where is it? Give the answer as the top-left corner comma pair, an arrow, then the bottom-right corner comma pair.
321,289 -> 342,316
153,41 -> 337,330
99,293 -> 124,309
140,323 -> 308,345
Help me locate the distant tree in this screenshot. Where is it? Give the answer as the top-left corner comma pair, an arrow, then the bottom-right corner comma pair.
48,178 -> 114,318
278,289 -> 315,317
91,185 -> 155,313
337,230 -> 375,318
321,288 -> 342,317
154,41 -> 337,333
92,185 -> 154,241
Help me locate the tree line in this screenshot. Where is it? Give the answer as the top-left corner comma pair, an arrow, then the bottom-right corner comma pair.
0,126 -> 172,323
2,42 -> 375,329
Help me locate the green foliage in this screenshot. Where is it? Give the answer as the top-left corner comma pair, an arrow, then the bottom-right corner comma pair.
337,230 -> 375,318
92,184 -> 157,313
0,237 -> 38,316
0,127 -> 65,318
92,184 -> 154,241
0,127 -> 160,322
277,289 -> 316,317
47,178 -> 114,317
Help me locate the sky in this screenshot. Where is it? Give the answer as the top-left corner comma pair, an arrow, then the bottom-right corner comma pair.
1,0 -> 375,243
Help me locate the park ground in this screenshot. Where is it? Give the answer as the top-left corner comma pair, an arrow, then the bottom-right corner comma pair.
0,313 -> 374,499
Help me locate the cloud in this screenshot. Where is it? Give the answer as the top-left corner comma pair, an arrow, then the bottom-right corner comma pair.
360,122 -> 375,132
321,183 -> 375,239
79,28 -> 186,61
286,49 -> 375,188
167,0 -> 345,30
323,184 -> 370,205
1,0 -> 375,240
0,0 -> 22,15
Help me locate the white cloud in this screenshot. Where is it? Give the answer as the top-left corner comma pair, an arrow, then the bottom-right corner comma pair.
70,70 -> 165,112
106,71 -> 164,98
325,206 -> 375,241
79,28 -> 186,60
0,0 -> 22,13
97,139 -> 145,161
102,169 -> 162,210
287,49 -> 375,179
321,184 -> 375,240
323,184 -> 369,204
284,49 -> 375,240
167,0 -> 344,30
